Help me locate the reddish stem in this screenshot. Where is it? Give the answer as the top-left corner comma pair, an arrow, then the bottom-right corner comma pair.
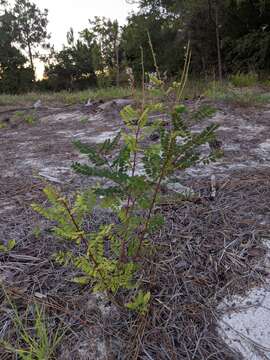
119,123 -> 141,261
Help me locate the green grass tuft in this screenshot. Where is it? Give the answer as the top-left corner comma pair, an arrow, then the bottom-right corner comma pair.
0,87 -> 133,107
0,291 -> 66,360
230,72 -> 258,88
205,81 -> 270,107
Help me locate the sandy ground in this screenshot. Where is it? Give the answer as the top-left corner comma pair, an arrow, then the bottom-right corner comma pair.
1,98 -> 270,359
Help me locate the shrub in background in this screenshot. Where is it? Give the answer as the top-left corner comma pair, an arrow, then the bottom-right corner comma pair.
230,72 -> 258,88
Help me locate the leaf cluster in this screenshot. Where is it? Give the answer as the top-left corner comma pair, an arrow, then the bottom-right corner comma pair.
33,68 -> 220,313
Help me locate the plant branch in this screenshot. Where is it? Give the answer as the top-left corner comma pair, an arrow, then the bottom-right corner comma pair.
135,137 -> 173,257
59,197 -> 112,291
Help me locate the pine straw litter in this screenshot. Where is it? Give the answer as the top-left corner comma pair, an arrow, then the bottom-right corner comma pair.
0,170 -> 270,359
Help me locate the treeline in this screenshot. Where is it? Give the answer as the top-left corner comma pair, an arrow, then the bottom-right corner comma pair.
0,0 -> 270,94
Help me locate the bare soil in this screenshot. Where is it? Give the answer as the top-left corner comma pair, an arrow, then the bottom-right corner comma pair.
0,98 -> 270,359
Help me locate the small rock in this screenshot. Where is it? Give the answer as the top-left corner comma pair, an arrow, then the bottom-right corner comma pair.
85,98 -> 93,107
33,99 -> 42,109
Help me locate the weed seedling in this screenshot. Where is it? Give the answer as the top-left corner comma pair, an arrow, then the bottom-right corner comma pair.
0,295 -> 66,360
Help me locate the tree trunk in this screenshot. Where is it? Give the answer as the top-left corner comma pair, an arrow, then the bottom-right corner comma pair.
27,41 -> 35,78
214,1 -> 223,82
201,55 -> 207,81
115,44 -> 120,87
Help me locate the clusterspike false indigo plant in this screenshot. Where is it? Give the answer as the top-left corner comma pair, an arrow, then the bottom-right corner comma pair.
33,47 -> 220,313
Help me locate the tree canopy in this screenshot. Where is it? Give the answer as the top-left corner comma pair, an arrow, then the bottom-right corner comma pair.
0,0 -> 270,93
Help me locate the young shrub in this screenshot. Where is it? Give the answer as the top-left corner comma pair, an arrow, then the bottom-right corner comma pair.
33,49 -> 221,312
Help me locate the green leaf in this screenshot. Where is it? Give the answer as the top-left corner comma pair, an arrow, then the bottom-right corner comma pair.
174,104 -> 187,114
138,108 -> 150,127
192,105 -> 216,121
74,189 -> 96,216
149,74 -> 163,86
122,133 -> 137,152
72,163 -> 128,184
0,245 -> 6,252
100,132 -> 121,154
0,239 -> 16,253
72,276 -> 91,285
148,214 -> 165,233
142,144 -> 163,180
112,144 -> 131,172
95,186 -> 123,197
7,239 -> 16,251
120,105 -> 138,127
73,141 -> 106,166
126,290 -> 151,314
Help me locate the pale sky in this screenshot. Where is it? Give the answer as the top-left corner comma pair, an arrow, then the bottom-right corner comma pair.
34,0 -> 139,49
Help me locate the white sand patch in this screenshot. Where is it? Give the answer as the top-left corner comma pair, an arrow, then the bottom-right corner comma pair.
186,160 -> 270,177
41,112 -> 83,123
56,129 -> 119,143
219,240 -> 270,359
87,130 -> 119,144
0,202 -> 16,214
259,140 -> 270,152
39,166 -> 72,183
